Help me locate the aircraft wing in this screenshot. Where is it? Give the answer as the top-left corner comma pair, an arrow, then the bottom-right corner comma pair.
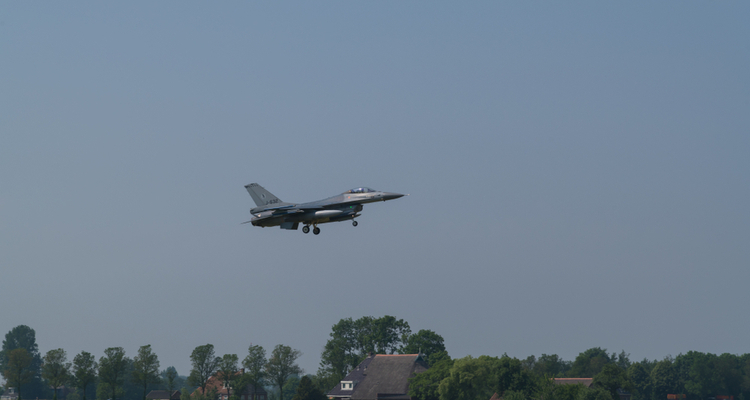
259,205 -> 326,215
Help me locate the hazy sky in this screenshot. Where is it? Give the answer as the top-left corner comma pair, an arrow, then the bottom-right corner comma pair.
2,2 -> 749,380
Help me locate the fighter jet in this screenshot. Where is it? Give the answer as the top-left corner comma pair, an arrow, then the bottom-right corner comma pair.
243,183 -> 406,235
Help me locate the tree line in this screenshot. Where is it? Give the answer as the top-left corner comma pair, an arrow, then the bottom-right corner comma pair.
407,348 -> 750,400
3,321 -> 750,400
0,326 -> 313,400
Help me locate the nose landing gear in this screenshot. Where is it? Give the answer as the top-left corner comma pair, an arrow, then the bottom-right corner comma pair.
352,220 -> 358,227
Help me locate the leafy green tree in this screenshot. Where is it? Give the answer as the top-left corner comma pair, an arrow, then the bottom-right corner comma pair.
409,357 -> 453,400
229,371 -> 253,400
98,347 -> 130,400
650,358 -> 678,400
181,387 -> 192,400
576,386 -> 614,400
163,367 -> 179,393
675,351 -> 715,400
370,316 -> 411,354
242,345 -> 266,399
265,345 -> 303,400
438,355 -> 500,400
42,349 -> 72,400
628,362 -> 652,400
2,348 -> 34,400
715,353 -> 743,397
533,354 -> 572,377
402,330 -> 446,365
616,351 -> 632,371
569,348 -> 613,378
291,376 -> 325,400
282,375 -> 300,400
72,351 -> 97,400
1,326 -> 45,399
594,364 -> 631,400
216,354 -> 239,398
318,315 -> 412,382
132,345 -> 161,400
496,355 -> 535,397
557,383 -> 590,400
188,344 -> 220,394
504,391 -> 527,400
428,351 -> 451,366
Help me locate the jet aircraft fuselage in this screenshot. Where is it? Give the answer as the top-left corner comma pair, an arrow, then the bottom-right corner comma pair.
244,183 -> 405,235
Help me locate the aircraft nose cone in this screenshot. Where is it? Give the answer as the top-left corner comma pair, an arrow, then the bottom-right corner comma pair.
382,192 -> 405,201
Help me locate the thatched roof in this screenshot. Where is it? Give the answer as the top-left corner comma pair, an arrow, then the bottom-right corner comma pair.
328,354 -> 428,400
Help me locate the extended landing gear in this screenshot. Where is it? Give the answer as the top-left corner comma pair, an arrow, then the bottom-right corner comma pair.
352,220 -> 358,227
303,225 -> 321,235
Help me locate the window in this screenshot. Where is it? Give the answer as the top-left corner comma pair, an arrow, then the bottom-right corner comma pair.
347,187 -> 375,194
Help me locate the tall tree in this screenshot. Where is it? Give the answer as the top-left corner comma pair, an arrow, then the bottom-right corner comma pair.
533,354 -> 572,377
496,355 -> 535,397
163,366 -> 179,393
266,345 -> 302,400
627,362 -> 652,400
437,355 -> 500,400
616,351 -> 632,371
42,349 -> 72,400
216,354 -> 239,398
594,364 -> 632,400
402,330 -> 446,365
2,348 -> 34,400
569,348 -> 613,378
650,358 -> 678,400
133,345 -> 161,400
408,357 -> 453,400
72,351 -> 98,400
188,344 -> 220,394
318,315 -> 413,382
369,316 -> 411,354
98,347 -> 129,400
281,375 -> 301,400
291,376 -> 325,400
243,345 -> 267,395
577,386 -> 615,400
1,326 -> 45,399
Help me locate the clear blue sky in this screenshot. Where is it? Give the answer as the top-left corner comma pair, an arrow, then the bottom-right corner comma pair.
1,2 -> 749,378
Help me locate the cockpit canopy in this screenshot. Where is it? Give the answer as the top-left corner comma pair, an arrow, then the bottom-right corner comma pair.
347,187 -> 376,194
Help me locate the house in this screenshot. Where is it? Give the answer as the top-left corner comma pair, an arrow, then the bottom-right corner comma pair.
192,371 -> 267,400
1,388 -> 19,400
327,353 -> 429,400
146,390 -> 182,400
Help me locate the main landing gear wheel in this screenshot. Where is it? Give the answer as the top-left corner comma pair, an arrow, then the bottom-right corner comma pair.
352,220 -> 358,227
313,227 -> 321,235
302,226 -> 310,234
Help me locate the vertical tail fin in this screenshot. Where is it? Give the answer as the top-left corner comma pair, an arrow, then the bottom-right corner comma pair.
244,183 -> 290,208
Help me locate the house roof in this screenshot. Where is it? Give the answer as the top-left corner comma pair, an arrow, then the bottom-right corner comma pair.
146,390 -> 181,400
552,378 -> 594,387
192,373 -> 267,397
327,354 -> 428,400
